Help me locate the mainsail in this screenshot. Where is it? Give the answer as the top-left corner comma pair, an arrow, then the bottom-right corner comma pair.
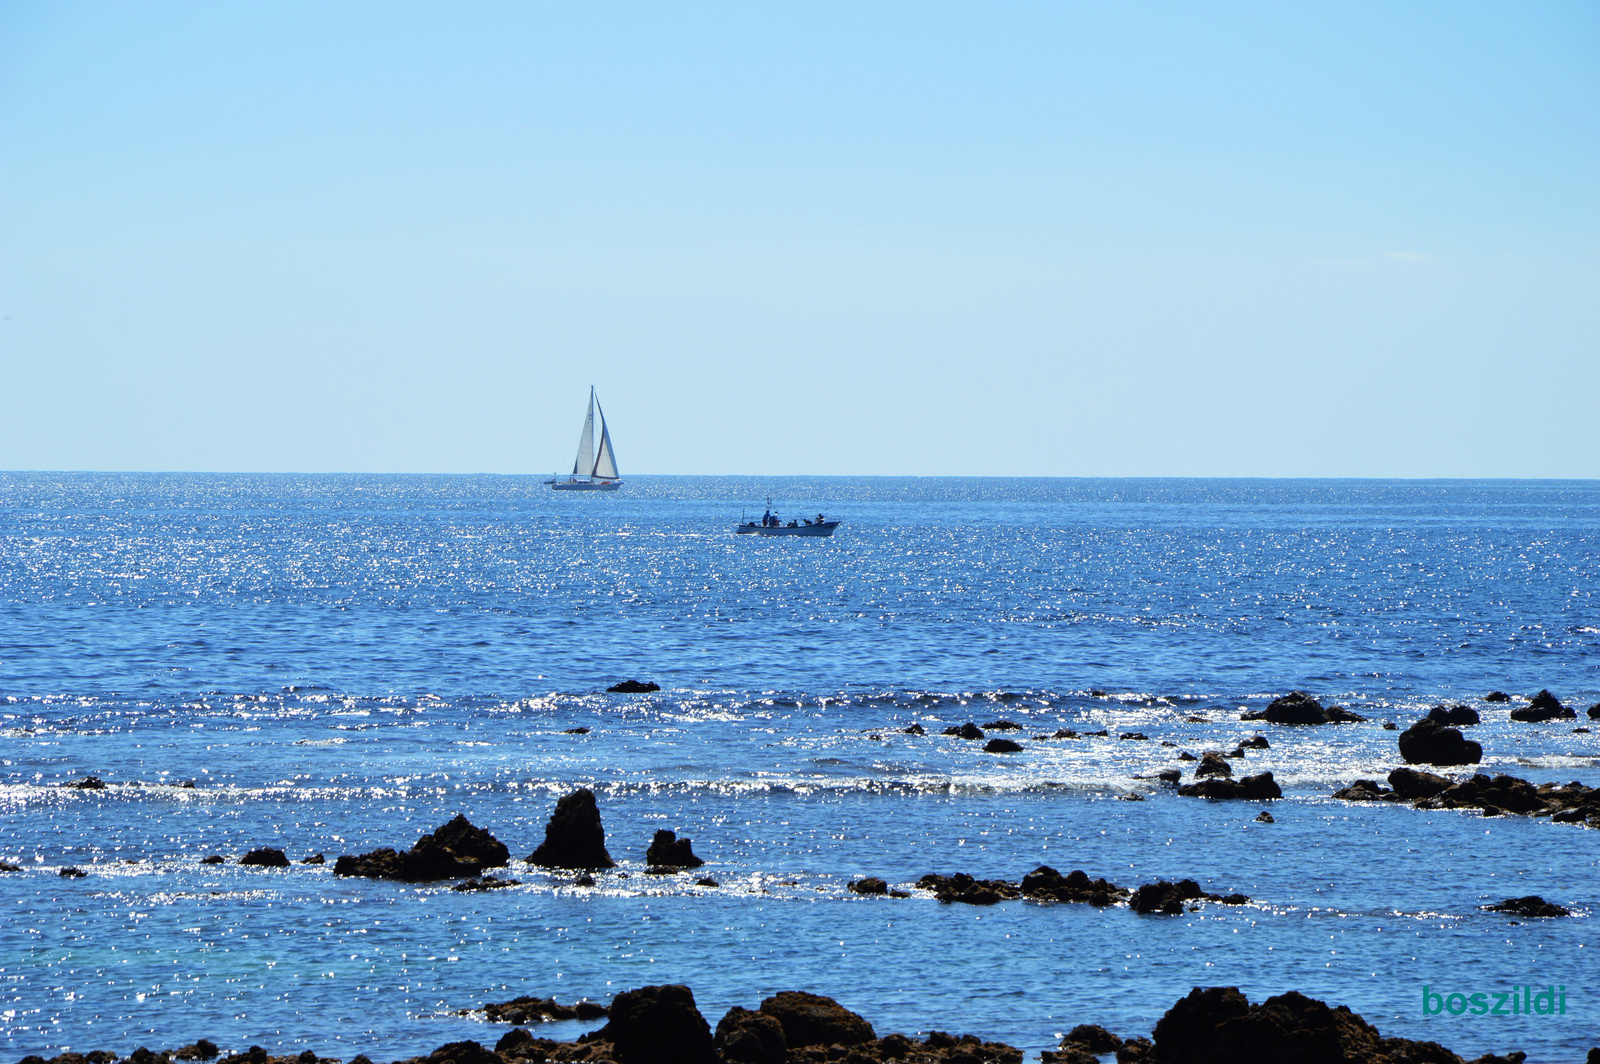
571,390 -> 596,476
592,396 -> 619,480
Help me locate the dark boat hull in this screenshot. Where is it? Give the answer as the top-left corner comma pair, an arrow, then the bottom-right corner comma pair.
735,521 -> 839,537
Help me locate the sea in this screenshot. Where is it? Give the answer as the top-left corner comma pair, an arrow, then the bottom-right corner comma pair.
1,474 -> 1596,1062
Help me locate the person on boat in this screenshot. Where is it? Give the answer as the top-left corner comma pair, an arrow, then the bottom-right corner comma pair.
817,513 -> 826,524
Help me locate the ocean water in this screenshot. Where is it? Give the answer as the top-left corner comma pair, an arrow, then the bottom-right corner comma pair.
1,474 -> 1597,1062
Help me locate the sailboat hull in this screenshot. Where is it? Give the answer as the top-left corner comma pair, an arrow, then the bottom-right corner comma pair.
735,521 -> 839,537
548,478 -> 622,491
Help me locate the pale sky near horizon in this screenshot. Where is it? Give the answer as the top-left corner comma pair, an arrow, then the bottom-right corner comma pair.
1,2 -> 1596,478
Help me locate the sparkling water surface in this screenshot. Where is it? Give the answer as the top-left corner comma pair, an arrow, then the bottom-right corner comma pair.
2,475 -> 1597,1061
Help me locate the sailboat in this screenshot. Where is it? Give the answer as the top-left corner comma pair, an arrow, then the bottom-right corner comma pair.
546,387 -> 622,491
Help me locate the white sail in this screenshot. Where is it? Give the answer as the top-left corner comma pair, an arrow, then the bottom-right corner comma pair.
571,389 -> 595,476
592,397 -> 619,479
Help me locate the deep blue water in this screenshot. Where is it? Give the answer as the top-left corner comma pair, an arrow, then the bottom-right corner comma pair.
1,475 -> 1597,1062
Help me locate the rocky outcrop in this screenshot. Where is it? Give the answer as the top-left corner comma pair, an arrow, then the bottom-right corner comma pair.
1032,728 -> 1080,740
943,723 -> 985,740
485,995 -> 609,1024
847,877 -> 888,895
1483,896 -> 1570,918
1485,691 -> 1510,702
715,1007 -> 788,1063
239,848 -> 289,868
1388,766 -> 1453,799
1427,704 -> 1480,726
66,776 -> 106,789
1019,866 -> 1128,907
59,867 -> 87,878
1129,880 -> 1249,915
594,984 -> 714,1064
607,680 -> 660,693
1330,779 -> 1391,802
1398,719 -> 1482,765
917,872 -> 1018,905
528,789 -> 615,869
645,830 -> 704,869
1238,736 -> 1269,749
1177,772 -> 1281,800
902,723 -> 926,735
453,875 -> 519,892
983,738 -> 1023,753
1511,690 -> 1574,722
757,991 -> 875,1049
981,720 -> 1023,730
335,815 -> 510,882
1194,753 -> 1232,779
1242,692 -> 1367,725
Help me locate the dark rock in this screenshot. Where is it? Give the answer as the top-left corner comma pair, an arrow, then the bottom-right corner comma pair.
1239,736 -> 1269,749
943,723 -> 985,740
1331,780 -> 1390,801
1511,690 -> 1574,722
595,984 -> 714,1064
528,788 -> 615,869
1150,985 -> 1521,1064
1063,1025 -> 1122,1053
1178,772 -> 1280,800
1019,866 -> 1128,906
1485,690 -> 1510,702
564,726 -> 591,734
0,861 -> 20,872
59,867 -> 87,878
981,720 -> 1023,730
1119,732 -> 1149,741
1242,691 -> 1328,725
759,991 -> 874,1048
902,723 -> 926,735
419,1041 -> 500,1064
67,776 -> 106,789
174,1041 -> 219,1061
1225,747 -> 1245,758
453,875 -> 519,891
1387,767 -> 1453,799
695,877 -> 719,887
1255,812 -> 1274,823
917,871 -> 1021,905
645,829 -> 704,868
239,847 -> 289,868
485,995 -> 609,1024
983,738 -> 1023,753
1427,704 -> 1480,726
1589,703 -> 1600,720
1195,753 -> 1232,779
1177,751 -> 1197,761
1484,895 -> 1570,918
848,877 -> 889,895
336,814 -> 510,881
1130,879 -> 1214,915
715,1007 -> 788,1064
1115,1037 -> 1154,1063
1323,705 -> 1368,723
201,855 -> 226,865
1381,721 -> 1398,730
1398,718 -> 1482,765
607,680 -> 660,693
1033,728 -> 1079,740
301,854 -> 325,865
1157,770 -> 1182,784
1083,729 -> 1109,737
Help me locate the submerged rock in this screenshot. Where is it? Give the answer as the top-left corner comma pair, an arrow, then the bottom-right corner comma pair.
239,847 -> 289,868
301,854 -> 325,865
59,866 -> 87,878
1398,718 -> 1482,765
606,680 -> 660,694
943,722 -> 985,740
983,738 -> 1023,753
902,723 -> 926,735
1483,895 -> 1570,918
1511,690 -> 1574,722
1130,879 -> 1249,914
201,855 -> 226,865
1238,735 -> 1270,749
981,719 -> 1023,730
528,788 -> 615,869
453,875 -> 520,892
1020,865 -> 1127,907
1177,772 -> 1281,800
1485,690 -> 1511,702
847,877 -> 889,895
645,829 -> 704,869
335,814 -> 510,882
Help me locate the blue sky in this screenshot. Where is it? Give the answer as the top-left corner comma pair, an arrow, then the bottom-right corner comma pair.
1,2 -> 1596,476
